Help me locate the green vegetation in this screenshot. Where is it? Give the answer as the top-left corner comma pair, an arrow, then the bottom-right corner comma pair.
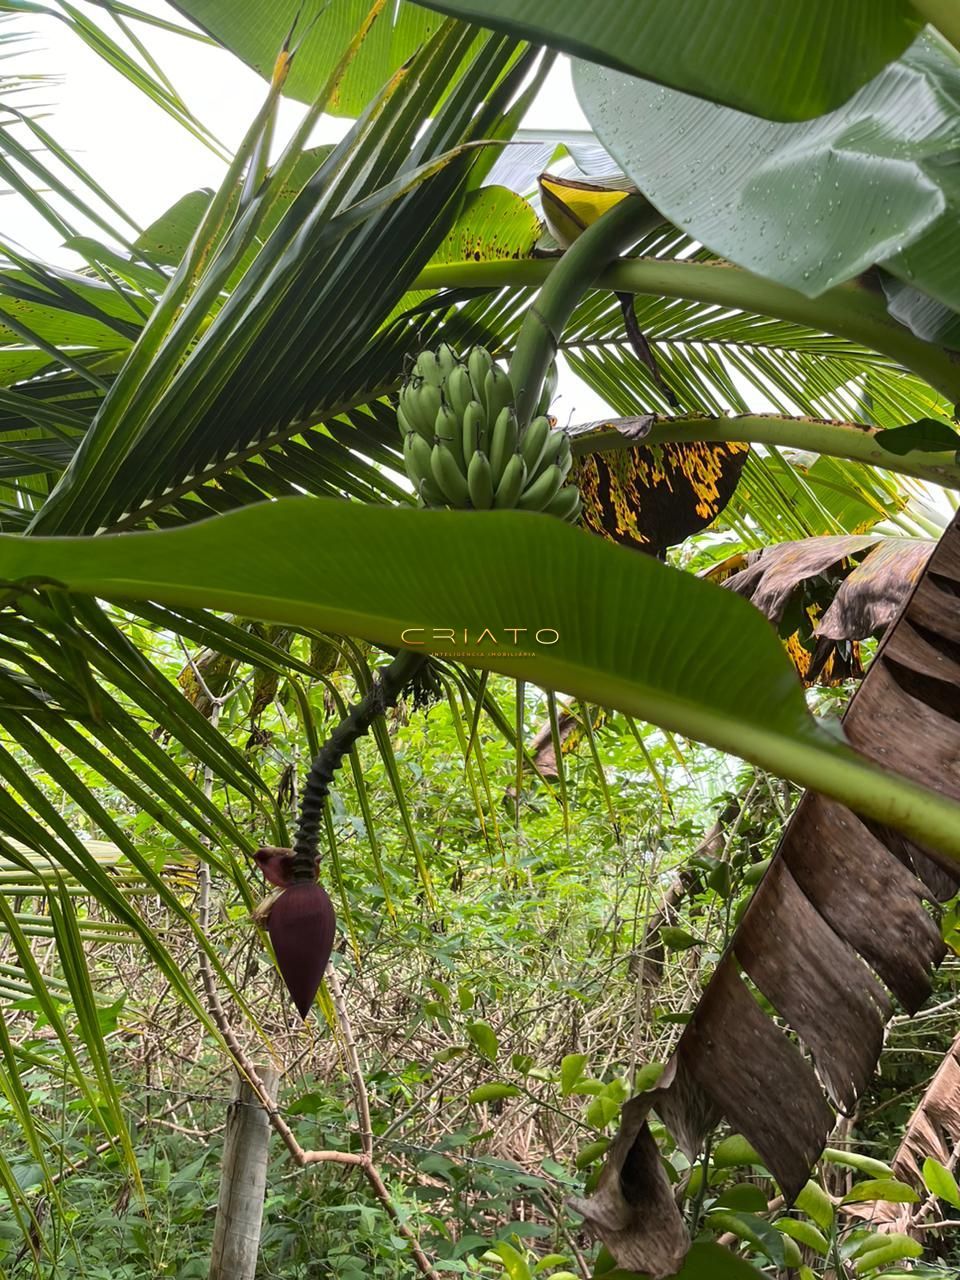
0,2 -> 959,1277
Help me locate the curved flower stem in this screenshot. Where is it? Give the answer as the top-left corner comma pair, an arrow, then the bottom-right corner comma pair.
291,647 -> 426,879
416,257 -> 960,404
506,198 -> 662,427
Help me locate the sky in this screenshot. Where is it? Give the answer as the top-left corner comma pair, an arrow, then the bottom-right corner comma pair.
4,3 -> 611,419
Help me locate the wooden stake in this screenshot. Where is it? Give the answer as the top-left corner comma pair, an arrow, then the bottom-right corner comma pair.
208,1066 -> 279,1280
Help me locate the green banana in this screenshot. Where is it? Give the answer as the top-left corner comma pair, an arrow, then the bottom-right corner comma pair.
434,403 -> 463,469
467,451 -> 494,509
517,463 -> 563,511
544,484 -> 582,522
462,400 -> 485,461
483,364 -> 515,426
415,350 -> 444,388
520,415 -> 551,475
446,364 -> 474,421
404,431 -> 433,491
537,429 -> 572,478
400,380 -> 435,440
397,344 -> 582,520
431,442 -> 471,507
436,343 -> 458,381
467,346 -> 494,400
489,406 -> 518,485
419,476 -> 447,507
554,432 -> 573,479
493,453 -> 527,508
416,382 -> 443,437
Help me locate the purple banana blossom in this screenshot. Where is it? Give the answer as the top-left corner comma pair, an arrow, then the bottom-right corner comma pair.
256,850 -> 335,1019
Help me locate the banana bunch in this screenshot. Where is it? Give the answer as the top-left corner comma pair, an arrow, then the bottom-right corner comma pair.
397,344 -> 581,522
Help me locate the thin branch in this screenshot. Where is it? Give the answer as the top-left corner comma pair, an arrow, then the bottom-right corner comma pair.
890,992 -> 960,1026
327,964 -> 373,1159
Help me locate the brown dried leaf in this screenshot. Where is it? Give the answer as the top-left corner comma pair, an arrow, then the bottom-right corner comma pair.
678,957 -> 835,1195
524,705 -> 581,782
895,1030 -> 960,1186
583,515 -> 960,1268
717,534 -> 934,686
846,1030 -> 960,1233
736,858 -> 891,1112
817,539 -> 933,640
569,1086 -> 689,1279
719,534 -> 882,624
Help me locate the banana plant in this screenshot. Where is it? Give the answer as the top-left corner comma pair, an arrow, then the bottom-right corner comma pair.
3,2 -> 960,1275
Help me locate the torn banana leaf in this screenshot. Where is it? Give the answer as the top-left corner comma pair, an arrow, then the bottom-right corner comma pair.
579,512 -> 960,1267
714,534 -> 935,684
845,1028 -> 960,1233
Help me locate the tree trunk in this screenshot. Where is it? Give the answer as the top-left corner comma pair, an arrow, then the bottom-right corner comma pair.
208,1066 -> 279,1280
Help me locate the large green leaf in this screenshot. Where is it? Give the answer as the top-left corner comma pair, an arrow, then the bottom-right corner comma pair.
573,33 -> 960,318
415,0 -> 922,121
170,0 -> 479,113
6,497 -> 960,860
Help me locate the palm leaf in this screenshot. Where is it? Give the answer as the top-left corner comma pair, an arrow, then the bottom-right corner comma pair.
2,0 -> 225,156
21,24 -> 538,534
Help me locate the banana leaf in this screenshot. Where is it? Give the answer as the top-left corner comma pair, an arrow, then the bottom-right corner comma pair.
5,496 -> 960,862
169,0 -> 486,114
576,510 -> 960,1267
415,0 -> 922,120
573,33 -> 960,326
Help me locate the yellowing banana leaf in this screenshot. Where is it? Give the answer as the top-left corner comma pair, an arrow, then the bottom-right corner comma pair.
538,172 -> 636,248
575,439 -> 749,555
434,185 -> 541,263
5,496 -> 960,863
